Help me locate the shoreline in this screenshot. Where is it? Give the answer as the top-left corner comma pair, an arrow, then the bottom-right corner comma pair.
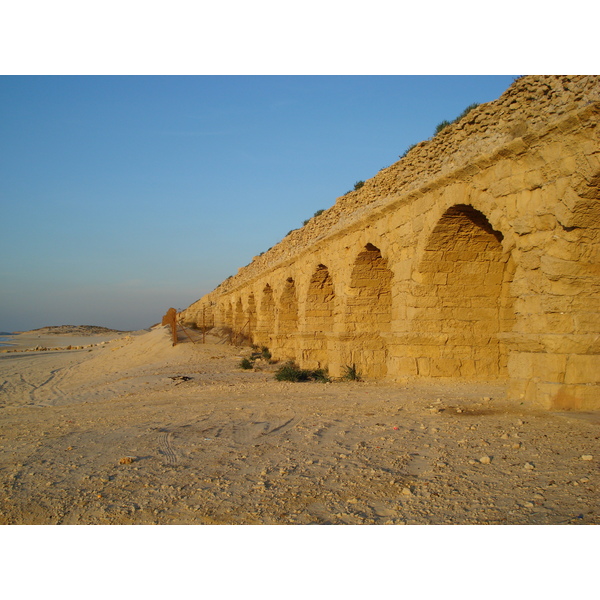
0,335 -> 16,348
0,330 -> 143,353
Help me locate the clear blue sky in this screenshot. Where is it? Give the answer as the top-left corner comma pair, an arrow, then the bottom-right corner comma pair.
0,75 -> 518,332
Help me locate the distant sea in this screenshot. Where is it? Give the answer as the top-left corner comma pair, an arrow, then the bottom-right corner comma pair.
0,333 -> 15,347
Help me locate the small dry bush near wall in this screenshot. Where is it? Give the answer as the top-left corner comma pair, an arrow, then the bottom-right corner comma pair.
342,364 -> 362,381
274,361 -> 329,383
239,346 -> 275,370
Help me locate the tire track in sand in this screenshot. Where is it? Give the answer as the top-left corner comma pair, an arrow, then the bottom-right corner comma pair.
158,429 -> 178,466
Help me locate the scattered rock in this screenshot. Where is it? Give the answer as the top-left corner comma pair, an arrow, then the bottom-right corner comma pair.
479,456 -> 492,464
581,455 -> 593,461
169,375 -> 193,383
524,462 -> 535,470
119,456 -> 136,465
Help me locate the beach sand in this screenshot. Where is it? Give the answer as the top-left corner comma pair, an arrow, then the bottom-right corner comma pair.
0,326 -> 597,525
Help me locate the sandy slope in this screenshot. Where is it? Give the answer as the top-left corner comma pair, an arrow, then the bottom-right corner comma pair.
0,327 -> 597,525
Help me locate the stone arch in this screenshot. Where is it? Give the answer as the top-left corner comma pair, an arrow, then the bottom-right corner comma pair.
224,302 -> 233,330
247,293 -> 257,342
256,283 -> 275,348
275,277 -> 299,359
232,297 -> 250,344
305,264 -> 335,331
344,243 -> 393,377
278,278 -> 298,334
301,264 -> 335,369
234,298 -> 244,332
410,204 -> 513,379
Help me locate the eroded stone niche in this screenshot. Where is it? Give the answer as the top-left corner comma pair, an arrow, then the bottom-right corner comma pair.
256,284 -> 275,348
302,265 -> 335,369
247,294 -> 257,339
409,205 -> 514,379
345,244 -> 392,378
275,278 -> 299,360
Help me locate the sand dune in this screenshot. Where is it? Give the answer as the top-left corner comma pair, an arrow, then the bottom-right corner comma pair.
0,327 -> 597,524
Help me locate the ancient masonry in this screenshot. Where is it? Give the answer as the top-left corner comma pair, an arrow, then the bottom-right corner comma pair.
180,75 -> 600,410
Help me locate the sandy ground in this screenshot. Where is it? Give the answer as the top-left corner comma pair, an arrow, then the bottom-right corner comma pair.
0,326 -> 597,525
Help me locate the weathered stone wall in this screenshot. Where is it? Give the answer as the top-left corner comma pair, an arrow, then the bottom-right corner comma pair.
180,75 -> 600,410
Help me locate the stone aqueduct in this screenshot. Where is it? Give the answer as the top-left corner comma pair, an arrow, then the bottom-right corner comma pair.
180,76 -> 600,410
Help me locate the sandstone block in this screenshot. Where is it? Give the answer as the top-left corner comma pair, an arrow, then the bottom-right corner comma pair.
430,358 -> 461,377
395,356 -> 418,376
416,357 -> 431,376
539,333 -> 600,354
573,312 -> 600,333
538,141 -> 567,163
523,169 -> 545,190
513,217 -> 535,236
508,352 -> 567,382
547,278 -> 585,296
439,344 -> 473,359
555,154 -> 579,176
541,382 -> 600,410
540,255 -> 588,280
475,358 -> 500,378
534,214 -> 556,231
564,354 -> 600,385
459,359 -> 478,377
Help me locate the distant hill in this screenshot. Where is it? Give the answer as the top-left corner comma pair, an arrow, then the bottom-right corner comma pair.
22,325 -> 130,336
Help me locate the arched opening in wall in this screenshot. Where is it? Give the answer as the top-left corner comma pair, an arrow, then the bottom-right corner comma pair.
412,204 -> 512,380
306,265 -> 335,331
232,298 -> 250,345
247,294 -> 257,342
234,298 -> 245,331
276,277 -> 299,359
261,284 -> 275,319
303,264 -> 335,368
221,303 -> 234,340
257,284 -> 275,348
224,304 -> 233,329
346,243 -> 392,377
278,278 -> 298,334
